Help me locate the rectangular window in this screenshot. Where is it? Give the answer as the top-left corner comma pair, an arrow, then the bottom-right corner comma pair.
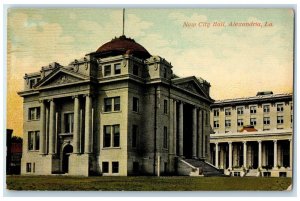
164,100 -> 168,114
250,118 -> 257,126
237,107 -> 244,115
214,120 -> 219,128
277,104 -> 284,112
113,125 -> 120,147
29,79 -> 36,88
64,113 -> 74,133
133,65 -> 139,76
35,131 -> 40,150
104,126 -> 111,147
213,109 -> 219,117
237,119 -> 243,127
263,117 -> 270,125
225,108 -> 231,116
225,120 -> 231,127
114,97 -> 120,111
28,107 -> 40,120
250,106 -> 257,114
104,65 -> 111,76
133,97 -> 139,112
104,98 -> 112,112
277,116 -> 284,124
114,63 -> 121,74
132,125 -> 138,148
263,105 -> 270,113
291,115 -> 293,123
163,67 -> 167,78
112,162 -> 119,173
28,131 -> 34,151
26,163 -> 31,173
102,162 -> 109,173
163,126 -> 168,149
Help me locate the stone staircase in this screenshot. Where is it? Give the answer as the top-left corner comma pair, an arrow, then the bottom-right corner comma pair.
183,159 -> 224,177
245,169 -> 260,177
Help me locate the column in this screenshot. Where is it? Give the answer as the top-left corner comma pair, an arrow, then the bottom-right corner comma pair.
48,99 -> 56,154
178,102 -> 184,157
39,100 -> 46,155
84,94 -> 92,153
258,141 -> 262,168
202,110 -> 206,158
173,100 -> 177,155
73,96 -> 80,154
273,140 -> 277,168
243,141 -> 247,168
215,142 -> 219,168
289,139 -> 293,168
197,109 -> 203,159
228,142 -> 232,170
192,107 -> 197,158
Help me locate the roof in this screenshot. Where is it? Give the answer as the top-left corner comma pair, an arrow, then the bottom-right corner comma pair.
212,93 -> 292,107
94,35 -> 151,59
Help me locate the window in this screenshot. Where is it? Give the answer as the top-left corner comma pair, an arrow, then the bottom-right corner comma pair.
225,120 -> 231,127
163,67 -> 167,78
237,107 -> 244,115
102,162 -> 109,173
214,120 -> 219,128
104,126 -> 111,147
277,116 -> 284,124
250,106 -> 257,114
133,97 -> 139,112
28,131 -> 40,151
29,79 -> 36,88
64,113 -> 74,133
291,115 -> 293,123
277,104 -> 284,112
133,65 -> 139,76
237,119 -> 243,127
132,125 -> 138,148
225,108 -> 231,116
28,107 -> 40,120
113,125 -> 120,147
291,103 -> 293,111
112,162 -> 119,173
28,132 -> 34,151
103,125 -> 120,148
26,163 -> 31,172
104,97 -> 120,112
263,105 -> 270,113
114,63 -> 121,74
104,65 -> 111,76
114,97 -> 120,111
264,117 -> 270,125
250,118 -> 257,126
104,98 -> 112,112
163,126 -> 168,149
213,109 -> 219,117
164,100 -> 168,114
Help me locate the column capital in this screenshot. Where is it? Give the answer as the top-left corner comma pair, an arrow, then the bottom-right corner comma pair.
47,98 -> 54,102
39,99 -> 45,103
243,141 -> 247,144
215,142 -> 219,145
228,142 -> 232,145
289,139 -> 292,142
273,140 -> 278,143
72,95 -> 79,99
257,140 -> 262,143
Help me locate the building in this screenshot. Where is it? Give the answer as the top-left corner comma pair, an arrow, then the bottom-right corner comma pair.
18,35 -> 216,176
209,91 -> 293,177
6,129 -> 23,175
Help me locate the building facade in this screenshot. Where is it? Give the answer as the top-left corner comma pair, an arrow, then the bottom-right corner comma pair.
18,36 -> 215,176
209,92 -> 293,177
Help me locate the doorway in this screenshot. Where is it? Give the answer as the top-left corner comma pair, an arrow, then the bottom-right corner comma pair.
62,144 -> 73,173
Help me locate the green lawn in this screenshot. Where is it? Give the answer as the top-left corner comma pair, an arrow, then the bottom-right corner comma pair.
6,176 -> 292,191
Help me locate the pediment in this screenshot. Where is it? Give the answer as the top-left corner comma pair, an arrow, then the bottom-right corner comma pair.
36,68 -> 88,88
172,76 -> 209,98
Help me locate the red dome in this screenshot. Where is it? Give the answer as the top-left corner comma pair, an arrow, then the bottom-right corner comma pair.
95,35 -> 151,59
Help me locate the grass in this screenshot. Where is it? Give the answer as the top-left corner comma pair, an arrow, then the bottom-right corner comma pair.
6,176 -> 292,191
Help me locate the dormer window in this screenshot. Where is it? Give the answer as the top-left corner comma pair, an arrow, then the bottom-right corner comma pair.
114,63 -> 121,75
29,79 -> 36,88
104,65 -> 111,76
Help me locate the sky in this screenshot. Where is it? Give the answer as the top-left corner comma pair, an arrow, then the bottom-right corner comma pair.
6,8 -> 294,136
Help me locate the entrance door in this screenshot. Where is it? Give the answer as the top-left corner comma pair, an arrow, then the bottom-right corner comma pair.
62,144 -> 73,173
